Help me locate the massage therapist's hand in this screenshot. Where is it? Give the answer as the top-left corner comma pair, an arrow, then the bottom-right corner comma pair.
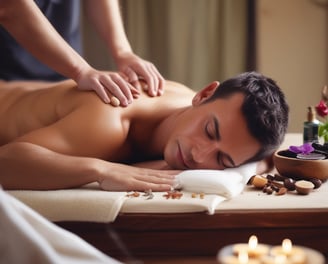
115,52 -> 165,97
75,67 -> 140,107
98,163 -> 179,192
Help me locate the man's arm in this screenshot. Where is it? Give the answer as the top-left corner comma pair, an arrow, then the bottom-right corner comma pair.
0,142 -> 97,190
0,102 -> 177,190
0,142 -> 176,191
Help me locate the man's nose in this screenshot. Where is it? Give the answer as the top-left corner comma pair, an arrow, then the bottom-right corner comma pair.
191,142 -> 217,164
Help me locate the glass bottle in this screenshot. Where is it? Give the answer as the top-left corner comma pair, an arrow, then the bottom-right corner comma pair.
303,106 -> 320,144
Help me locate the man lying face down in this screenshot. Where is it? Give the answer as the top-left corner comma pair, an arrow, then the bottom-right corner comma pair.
0,71 -> 289,191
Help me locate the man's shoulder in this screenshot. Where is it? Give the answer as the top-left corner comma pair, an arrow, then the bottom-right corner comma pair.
165,80 -> 195,94
159,81 -> 195,106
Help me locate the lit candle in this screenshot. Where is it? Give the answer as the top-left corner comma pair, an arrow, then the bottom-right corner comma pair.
249,235 -> 258,252
233,235 -> 269,258
270,239 -> 306,264
220,250 -> 261,264
282,239 -> 292,255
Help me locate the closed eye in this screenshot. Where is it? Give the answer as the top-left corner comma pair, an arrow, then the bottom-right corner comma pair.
217,151 -> 235,169
205,116 -> 220,140
205,122 -> 215,140
206,116 -> 235,168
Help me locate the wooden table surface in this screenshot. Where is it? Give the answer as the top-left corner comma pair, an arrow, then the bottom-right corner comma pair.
58,206 -> 328,263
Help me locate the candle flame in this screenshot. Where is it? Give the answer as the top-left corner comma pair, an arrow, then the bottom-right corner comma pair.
238,250 -> 249,264
282,238 -> 292,254
248,235 -> 258,250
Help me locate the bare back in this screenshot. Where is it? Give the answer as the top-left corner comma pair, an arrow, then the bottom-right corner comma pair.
0,79 -> 194,161
0,80 -> 81,143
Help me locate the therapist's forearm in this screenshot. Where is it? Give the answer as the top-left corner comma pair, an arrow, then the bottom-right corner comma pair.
84,0 -> 133,62
0,0 -> 90,81
0,142 -> 100,190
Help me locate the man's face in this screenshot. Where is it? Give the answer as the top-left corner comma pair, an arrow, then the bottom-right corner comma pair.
164,92 -> 261,170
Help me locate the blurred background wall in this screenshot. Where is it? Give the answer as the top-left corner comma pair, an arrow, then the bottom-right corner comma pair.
256,0 -> 327,133
82,0 -> 250,89
82,0 -> 328,133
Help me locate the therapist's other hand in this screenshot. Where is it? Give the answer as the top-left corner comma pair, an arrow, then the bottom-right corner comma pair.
75,67 -> 140,107
115,52 -> 165,97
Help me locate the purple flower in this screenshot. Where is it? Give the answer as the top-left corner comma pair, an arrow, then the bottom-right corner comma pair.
289,143 -> 314,155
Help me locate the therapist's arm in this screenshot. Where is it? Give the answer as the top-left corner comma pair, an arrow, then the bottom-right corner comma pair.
84,0 -> 165,96
0,0 -> 136,106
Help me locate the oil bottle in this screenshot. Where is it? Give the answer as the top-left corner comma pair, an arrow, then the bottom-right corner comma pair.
303,106 -> 320,144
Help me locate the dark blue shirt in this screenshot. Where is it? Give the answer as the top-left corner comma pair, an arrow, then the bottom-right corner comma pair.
0,0 -> 81,81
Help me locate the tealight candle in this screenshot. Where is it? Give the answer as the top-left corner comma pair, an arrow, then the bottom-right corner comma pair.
221,250 -> 261,264
270,239 -> 306,264
232,235 -> 269,258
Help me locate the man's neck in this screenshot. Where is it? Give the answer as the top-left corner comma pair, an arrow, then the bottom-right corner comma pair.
147,107 -> 188,156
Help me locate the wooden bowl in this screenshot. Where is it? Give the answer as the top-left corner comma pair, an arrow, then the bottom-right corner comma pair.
273,150 -> 328,181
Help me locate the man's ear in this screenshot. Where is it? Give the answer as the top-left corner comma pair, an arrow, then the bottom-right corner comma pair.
192,81 -> 220,106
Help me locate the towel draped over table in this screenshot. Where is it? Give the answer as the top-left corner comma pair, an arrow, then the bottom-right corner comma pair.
8,163 -> 257,222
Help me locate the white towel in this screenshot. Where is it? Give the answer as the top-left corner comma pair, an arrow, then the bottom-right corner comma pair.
8,163 -> 257,222
9,185 -> 128,222
0,187 -> 121,264
175,162 -> 257,198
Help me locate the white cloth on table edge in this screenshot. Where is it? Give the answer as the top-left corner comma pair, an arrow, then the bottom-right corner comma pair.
8,162 -> 257,223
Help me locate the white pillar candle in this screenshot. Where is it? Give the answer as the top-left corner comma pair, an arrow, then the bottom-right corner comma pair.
232,235 -> 269,258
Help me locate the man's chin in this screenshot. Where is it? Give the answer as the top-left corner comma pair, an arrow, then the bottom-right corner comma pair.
164,144 -> 188,169
167,160 -> 188,170
165,157 -> 184,170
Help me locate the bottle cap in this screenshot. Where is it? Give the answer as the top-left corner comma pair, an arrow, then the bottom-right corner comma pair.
307,106 -> 316,122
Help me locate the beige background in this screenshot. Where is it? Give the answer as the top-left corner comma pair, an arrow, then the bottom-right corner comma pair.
257,0 -> 328,132
82,0 -> 328,133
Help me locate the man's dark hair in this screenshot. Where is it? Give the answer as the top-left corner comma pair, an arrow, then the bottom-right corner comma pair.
206,71 -> 289,162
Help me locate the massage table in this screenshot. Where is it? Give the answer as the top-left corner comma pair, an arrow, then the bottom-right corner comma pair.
8,133 -> 328,263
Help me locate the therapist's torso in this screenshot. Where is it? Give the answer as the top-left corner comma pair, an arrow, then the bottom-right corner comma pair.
0,0 -> 81,81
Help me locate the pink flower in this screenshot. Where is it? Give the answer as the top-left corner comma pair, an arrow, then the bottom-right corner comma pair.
315,100 -> 328,118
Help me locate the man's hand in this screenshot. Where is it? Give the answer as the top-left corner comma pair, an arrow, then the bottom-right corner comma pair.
75,67 -> 140,107
115,52 -> 165,97
98,163 -> 179,192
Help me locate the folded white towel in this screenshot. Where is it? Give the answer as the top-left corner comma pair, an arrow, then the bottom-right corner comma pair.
175,162 -> 257,198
